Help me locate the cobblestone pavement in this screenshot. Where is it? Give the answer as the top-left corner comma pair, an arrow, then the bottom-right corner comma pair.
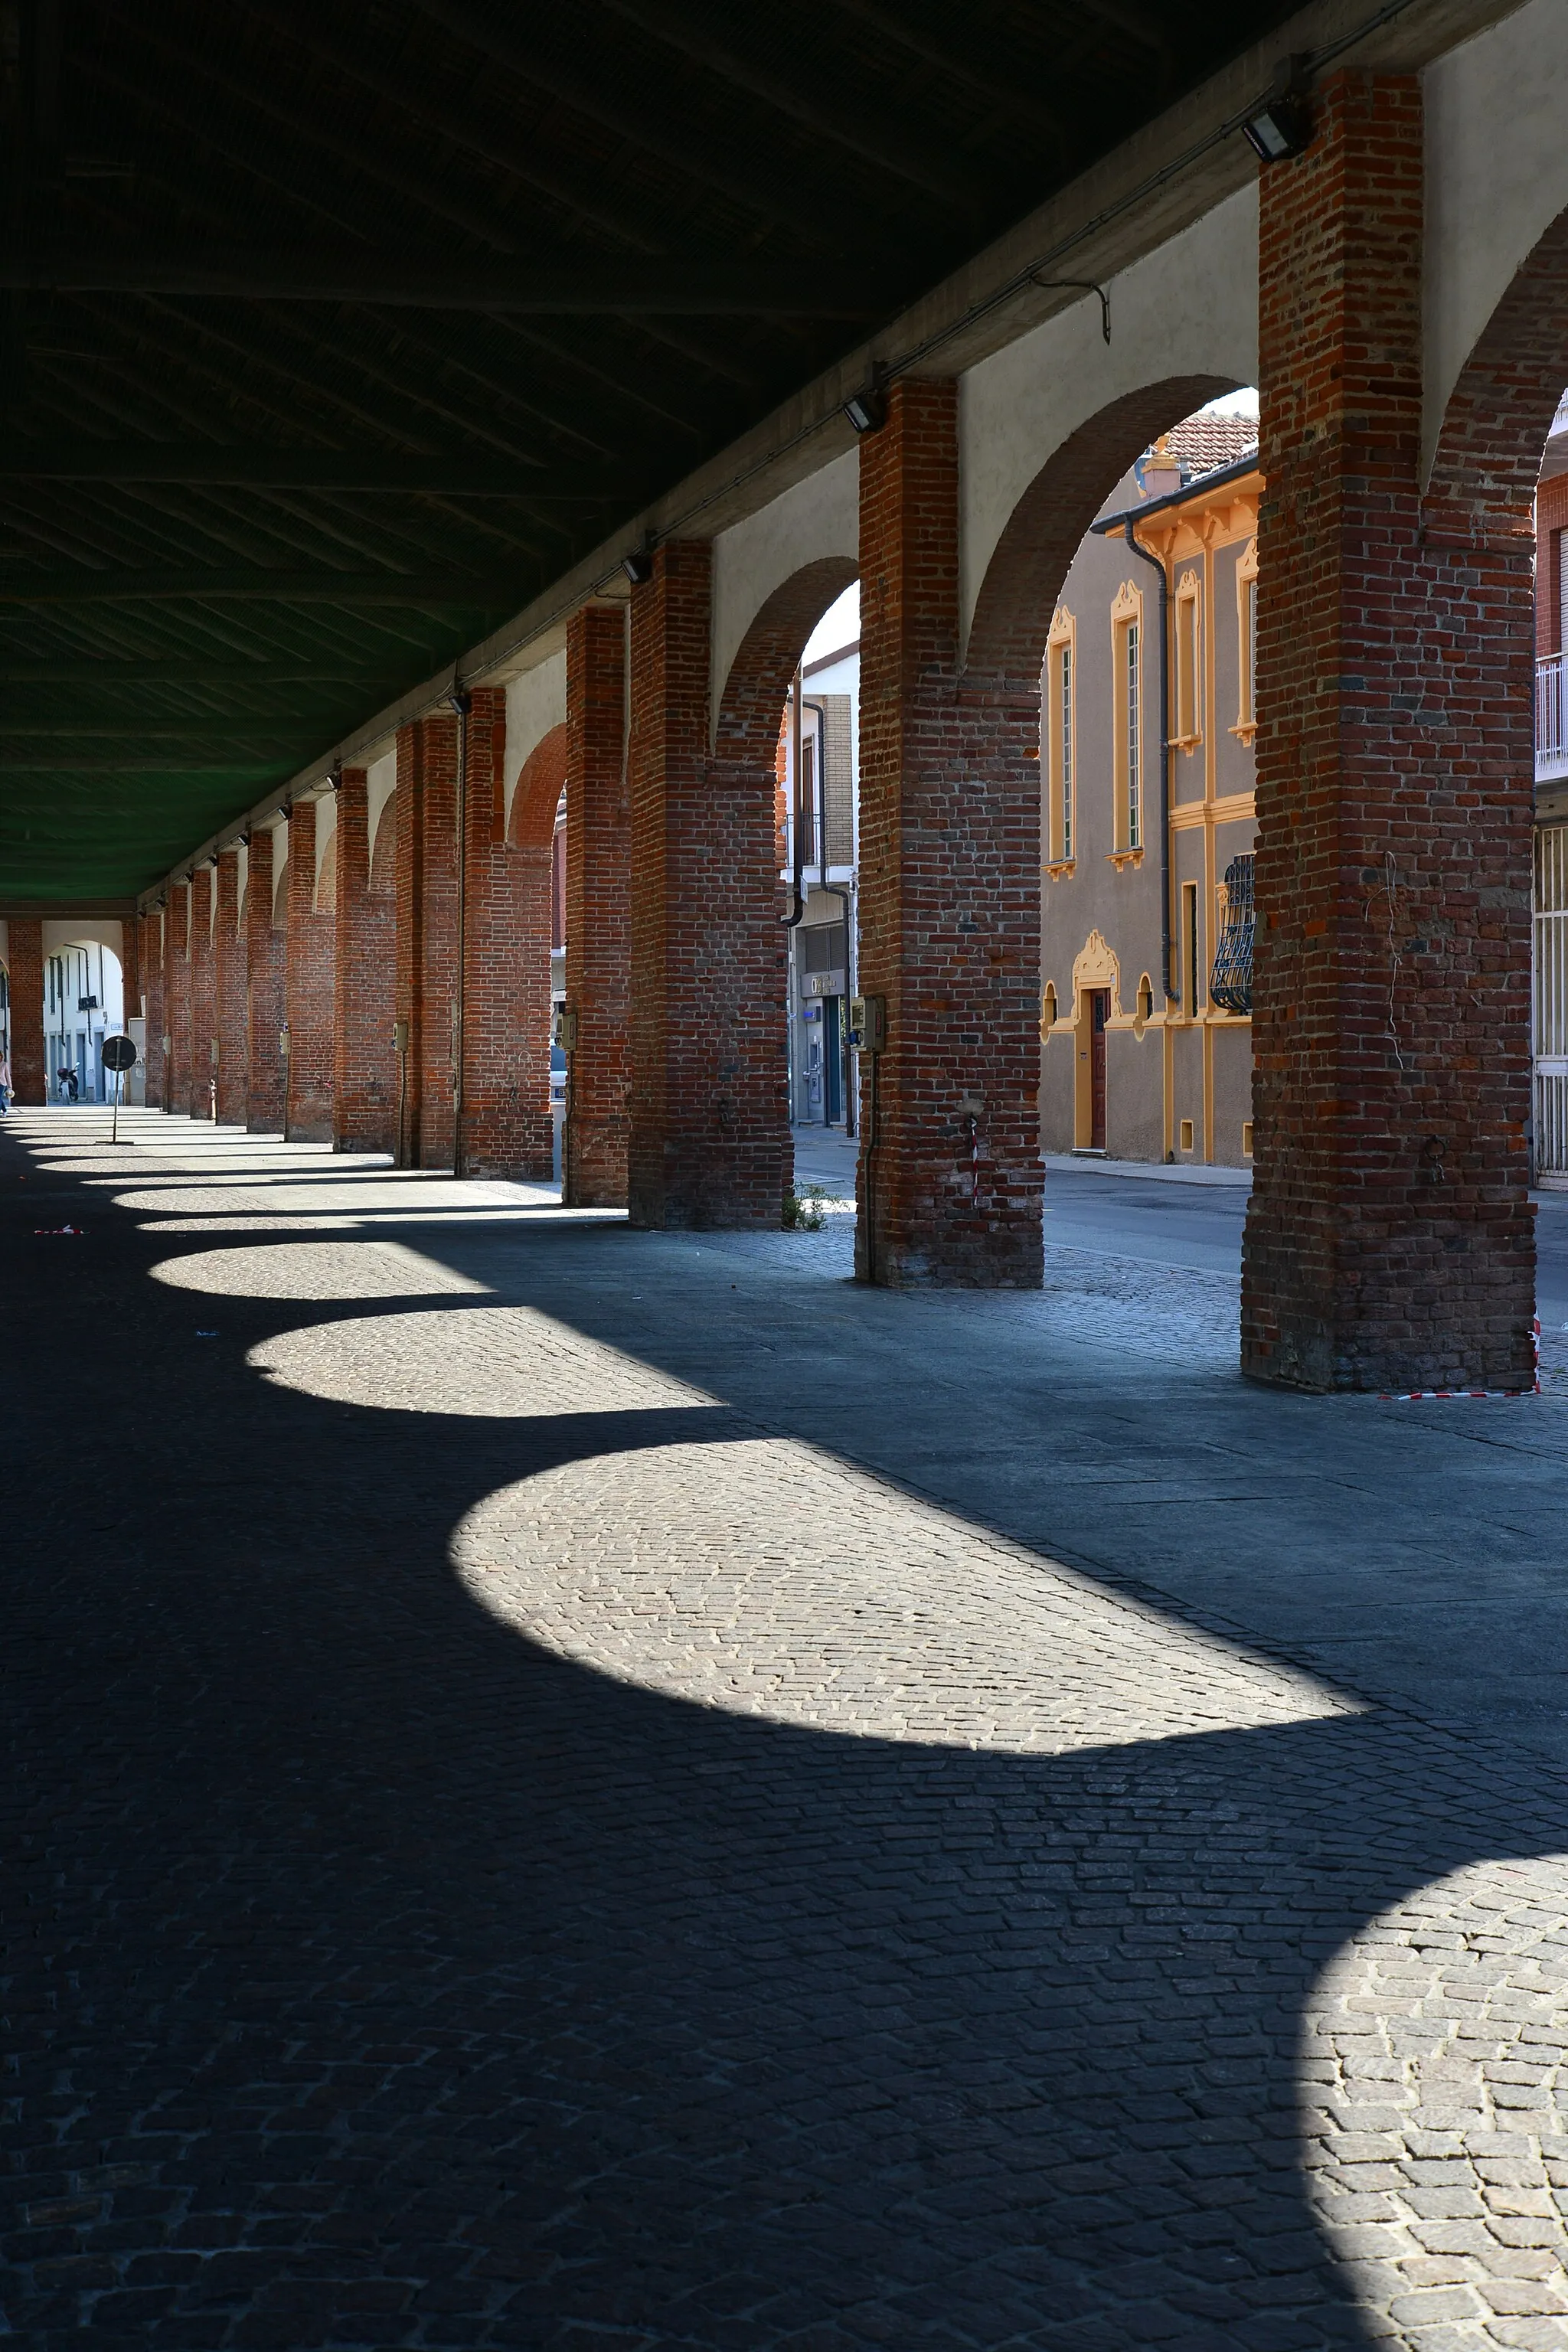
6,1109 -> 1568,2350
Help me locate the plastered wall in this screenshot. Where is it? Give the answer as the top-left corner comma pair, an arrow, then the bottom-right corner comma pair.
1423,0 -> 1568,484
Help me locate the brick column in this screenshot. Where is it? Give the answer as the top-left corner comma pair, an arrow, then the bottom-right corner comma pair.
333,768 -> 394,1152
285,798 -> 335,1145
8,918 -> 44,1103
455,688 -> 553,1179
627,543 -> 789,1227
855,377 -> 1044,1286
188,865 -> 215,1121
165,884 -> 191,1120
394,726 -> 423,1168
140,908 -> 165,1109
214,851 -> 247,1125
564,604 -> 630,1206
246,827 -> 286,1133
1241,75 -> 1535,1392
118,913 -> 140,1037
394,713 -> 461,1169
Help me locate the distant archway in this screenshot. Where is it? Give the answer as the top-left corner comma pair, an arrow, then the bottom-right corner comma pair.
509,724 -> 568,852
369,790 -> 398,897
710,556 -> 860,1204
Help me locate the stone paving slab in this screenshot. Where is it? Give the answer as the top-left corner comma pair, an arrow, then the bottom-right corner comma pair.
5,1110 -> 1568,2350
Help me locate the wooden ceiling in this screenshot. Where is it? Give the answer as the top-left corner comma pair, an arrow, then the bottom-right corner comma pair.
0,0 -> 1295,897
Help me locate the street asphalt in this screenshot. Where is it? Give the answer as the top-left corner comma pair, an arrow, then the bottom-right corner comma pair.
794,1127 -> 1568,1325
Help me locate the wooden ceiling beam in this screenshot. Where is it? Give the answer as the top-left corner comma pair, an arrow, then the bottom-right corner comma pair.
597,0 -> 972,207
0,570 -> 522,605
410,0 -> 839,242
5,248 -> 877,315
0,659 -> 403,681
0,443 -> 642,495
237,0 -> 667,257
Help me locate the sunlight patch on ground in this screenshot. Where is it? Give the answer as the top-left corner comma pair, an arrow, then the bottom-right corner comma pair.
152,1240 -> 491,1301
1305,1859 -> 1568,2342
248,1303 -> 709,1415
450,1432 -> 1357,1754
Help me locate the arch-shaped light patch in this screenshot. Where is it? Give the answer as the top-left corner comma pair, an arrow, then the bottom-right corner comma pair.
452,1434 -> 1355,1754
248,1304 -> 705,1416
152,1240 -> 488,1302
1305,1859 -> 1568,2324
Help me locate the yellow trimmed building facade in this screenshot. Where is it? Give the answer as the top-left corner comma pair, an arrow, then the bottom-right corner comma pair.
1040,415 -> 1260,1166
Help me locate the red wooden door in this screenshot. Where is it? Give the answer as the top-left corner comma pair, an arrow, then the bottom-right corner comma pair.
1090,990 -> 1109,1150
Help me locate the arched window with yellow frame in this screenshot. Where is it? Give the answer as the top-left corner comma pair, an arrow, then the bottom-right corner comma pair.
1174,567 -> 1203,748
1234,536 -> 1258,742
1044,604 -> 1076,871
1110,580 -> 1144,855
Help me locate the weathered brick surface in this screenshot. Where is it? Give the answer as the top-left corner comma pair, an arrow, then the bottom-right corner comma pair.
213,851 -> 247,1126
139,908 -> 165,1109
165,882 -> 191,1122
856,378 -> 1044,1285
285,799 -> 336,1145
117,910 -> 139,1043
245,827 -> 286,1134
333,769 -> 395,1154
7,917 -> 43,1103
564,603 -> 630,1207
459,688 -> 552,1181
628,542 -> 790,1228
187,865 -> 215,1123
394,727 -> 425,1167
395,714 -> 458,1170
495,714 -> 565,1184
1242,75 -> 1535,1391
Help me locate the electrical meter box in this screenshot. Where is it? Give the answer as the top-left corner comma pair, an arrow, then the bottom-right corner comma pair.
848,995 -> 887,1054
554,1003 -> 578,1052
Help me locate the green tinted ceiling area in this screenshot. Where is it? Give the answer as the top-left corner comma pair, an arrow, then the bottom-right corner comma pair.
0,0 -> 1296,900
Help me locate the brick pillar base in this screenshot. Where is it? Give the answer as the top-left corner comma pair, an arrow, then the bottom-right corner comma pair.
334,769 -> 396,1153
286,799 -> 336,1144
856,378 -> 1044,1287
246,828 -> 286,1134
165,884 -> 191,1120
214,851 -> 247,1125
1241,74 -> 1535,1392
564,605 -> 630,1207
8,919 -> 44,1103
628,543 -> 790,1229
188,866 -> 215,1122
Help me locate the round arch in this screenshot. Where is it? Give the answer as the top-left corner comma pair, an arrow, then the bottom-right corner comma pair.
1424,204 -> 1568,543
1422,194 -> 1568,1199
964,373 -> 1239,687
369,788 -> 398,897
509,723 -> 569,853
713,556 -> 858,770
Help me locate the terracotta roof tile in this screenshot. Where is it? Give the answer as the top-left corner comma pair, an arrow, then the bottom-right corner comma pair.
1152,411 -> 1259,479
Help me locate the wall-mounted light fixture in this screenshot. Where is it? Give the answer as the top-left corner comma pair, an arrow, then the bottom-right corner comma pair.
622,534 -> 657,586
844,361 -> 890,436
1242,57 -> 1313,162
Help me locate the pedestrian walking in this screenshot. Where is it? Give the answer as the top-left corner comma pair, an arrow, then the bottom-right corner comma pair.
0,1051 -> 10,1113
